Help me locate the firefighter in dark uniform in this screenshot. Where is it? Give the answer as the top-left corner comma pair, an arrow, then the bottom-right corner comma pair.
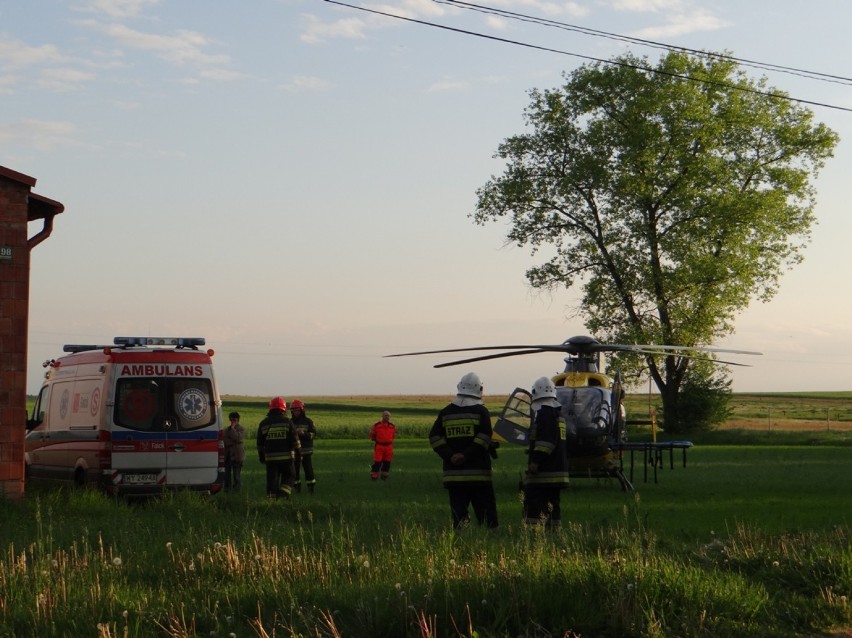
256,396 -> 300,499
290,399 -> 317,494
429,372 -> 499,530
523,377 -> 570,527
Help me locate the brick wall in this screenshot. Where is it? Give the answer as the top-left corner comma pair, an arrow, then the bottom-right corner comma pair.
0,176 -> 31,501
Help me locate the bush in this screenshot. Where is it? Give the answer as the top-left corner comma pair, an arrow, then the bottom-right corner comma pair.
663,368 -> 732,433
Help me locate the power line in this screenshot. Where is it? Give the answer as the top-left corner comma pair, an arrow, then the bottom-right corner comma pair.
320,0 -> 852,113
437,0 -> 852,88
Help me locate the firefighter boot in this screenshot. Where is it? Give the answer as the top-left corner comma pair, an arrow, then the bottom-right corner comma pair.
294,481 -> 302,493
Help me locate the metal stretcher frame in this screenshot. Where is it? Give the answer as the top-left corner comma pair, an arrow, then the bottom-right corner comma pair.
613,441 -> 694,486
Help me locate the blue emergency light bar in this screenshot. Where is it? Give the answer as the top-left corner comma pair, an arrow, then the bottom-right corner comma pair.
114,337 -> 206,348
63,337 -> 207,353
63,344 -> 109,353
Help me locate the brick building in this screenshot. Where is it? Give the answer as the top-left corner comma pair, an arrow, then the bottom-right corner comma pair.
0,166 -> 65,500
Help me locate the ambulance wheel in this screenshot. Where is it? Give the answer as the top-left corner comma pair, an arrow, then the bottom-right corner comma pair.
73,467 -> 86,488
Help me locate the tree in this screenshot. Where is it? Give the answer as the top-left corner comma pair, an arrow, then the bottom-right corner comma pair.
473,51 -> 838,431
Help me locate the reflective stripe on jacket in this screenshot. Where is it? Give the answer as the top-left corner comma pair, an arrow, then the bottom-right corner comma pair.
293,414 -> 316,455
429,402 -> 495,485
524,403 -> 569,488
257,411 -> 300,461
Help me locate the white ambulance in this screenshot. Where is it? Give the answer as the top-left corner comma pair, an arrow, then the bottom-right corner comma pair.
26,337 -> 225,496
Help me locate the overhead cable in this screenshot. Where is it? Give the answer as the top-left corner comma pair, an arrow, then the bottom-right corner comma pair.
320,0 -> 852,113
437,0 -> 852,87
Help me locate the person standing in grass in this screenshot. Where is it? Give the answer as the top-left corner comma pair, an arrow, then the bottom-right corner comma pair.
291,399 -> 317,493
523,377 -> 569,527
369,410 -> 397,480
256,397 -> 301,499
223,411 -> 246,491
429,372 -> 499,530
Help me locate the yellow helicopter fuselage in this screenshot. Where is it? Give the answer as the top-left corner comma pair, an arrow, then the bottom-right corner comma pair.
552,371 -> 611,388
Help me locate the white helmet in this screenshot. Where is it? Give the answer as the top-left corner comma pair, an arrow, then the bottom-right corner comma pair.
456,372 -> 483,399
531,376 -> 557,401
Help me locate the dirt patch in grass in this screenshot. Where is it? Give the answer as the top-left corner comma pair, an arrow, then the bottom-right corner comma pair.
720,418 -> 852,431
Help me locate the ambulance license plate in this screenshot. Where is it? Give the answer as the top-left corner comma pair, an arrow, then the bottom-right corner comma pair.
124,473 -> 159,484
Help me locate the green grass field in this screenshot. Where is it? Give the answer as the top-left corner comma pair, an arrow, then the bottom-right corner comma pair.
4,395 -> 852,637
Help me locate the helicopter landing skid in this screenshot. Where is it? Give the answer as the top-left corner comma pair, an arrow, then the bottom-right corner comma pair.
612,468 -> 634,492
568,467 -> 635,491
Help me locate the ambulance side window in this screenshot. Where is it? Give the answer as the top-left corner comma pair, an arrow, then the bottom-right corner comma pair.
27,385 -> 51,430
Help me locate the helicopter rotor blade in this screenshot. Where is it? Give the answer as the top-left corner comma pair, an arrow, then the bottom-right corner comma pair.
713,358 -> 751,367
384,335 -> 762,368
431,349 -> 555,368
628,350 -> 753,367
604,346 -> 763,368
385,344 -> 588,358
627,344 -> 762,356
425,348 -> 753,369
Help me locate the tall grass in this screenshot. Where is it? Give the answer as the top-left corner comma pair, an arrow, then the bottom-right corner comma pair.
3,494 -> 850,637
5,433 -> 852,637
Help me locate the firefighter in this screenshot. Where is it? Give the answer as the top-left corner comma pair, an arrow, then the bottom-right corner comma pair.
429,372 -> 499,530
523,377 -> 570,527
291,399 -> 317,493
369,410 -> 397,480
256,396 -> 300,499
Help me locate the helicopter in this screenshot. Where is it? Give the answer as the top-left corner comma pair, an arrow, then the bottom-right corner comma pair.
387,335 -> 761,491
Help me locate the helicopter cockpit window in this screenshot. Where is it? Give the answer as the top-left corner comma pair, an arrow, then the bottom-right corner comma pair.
503,393 -> 532,425
559,387 -> 613,440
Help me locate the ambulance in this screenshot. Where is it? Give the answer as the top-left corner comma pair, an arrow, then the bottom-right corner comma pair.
25,337 -> 225,496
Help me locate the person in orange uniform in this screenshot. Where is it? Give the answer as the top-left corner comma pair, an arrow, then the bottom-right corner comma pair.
369,410 -> 397,480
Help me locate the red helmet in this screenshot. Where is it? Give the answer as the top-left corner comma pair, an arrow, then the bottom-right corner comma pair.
291,400 -> 306,411
268,396 -> 287,411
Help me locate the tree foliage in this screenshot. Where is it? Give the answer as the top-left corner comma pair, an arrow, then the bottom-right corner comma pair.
474,51 -> 838,430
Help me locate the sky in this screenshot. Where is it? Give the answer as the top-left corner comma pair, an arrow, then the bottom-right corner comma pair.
4,0 -> 852,398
